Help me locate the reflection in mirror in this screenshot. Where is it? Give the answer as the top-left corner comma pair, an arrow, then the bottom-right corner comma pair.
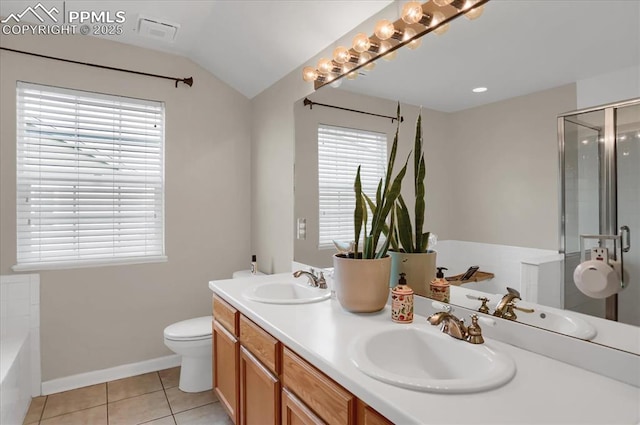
293,0 -> 639,352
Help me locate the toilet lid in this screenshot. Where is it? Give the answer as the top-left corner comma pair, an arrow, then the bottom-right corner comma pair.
164,316 -> 213,341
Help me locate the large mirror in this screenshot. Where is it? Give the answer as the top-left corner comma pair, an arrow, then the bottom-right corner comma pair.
293,0 -> 640,352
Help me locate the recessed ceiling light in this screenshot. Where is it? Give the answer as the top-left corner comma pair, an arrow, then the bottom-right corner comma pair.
472,87 -> 487,93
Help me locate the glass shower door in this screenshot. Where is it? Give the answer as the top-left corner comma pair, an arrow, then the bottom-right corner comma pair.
615,102 -> 639,326
560,99 -> 640,326
561,109 -> 606,319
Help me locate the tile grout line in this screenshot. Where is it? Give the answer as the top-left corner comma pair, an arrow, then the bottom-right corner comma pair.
37,395 -> 48,425
159,370 -> 177,422
106,380 -> 109,425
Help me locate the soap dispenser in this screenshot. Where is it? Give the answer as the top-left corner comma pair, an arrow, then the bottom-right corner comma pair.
430,267 -> 450,303
391,273 -> 414,323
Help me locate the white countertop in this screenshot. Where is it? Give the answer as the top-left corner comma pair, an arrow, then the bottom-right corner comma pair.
210,273 -> 640,424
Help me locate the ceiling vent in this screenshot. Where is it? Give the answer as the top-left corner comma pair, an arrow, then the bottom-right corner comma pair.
137,17 -> 179,42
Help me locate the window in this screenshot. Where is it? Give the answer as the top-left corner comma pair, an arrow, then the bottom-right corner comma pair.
15,82 -> 165,270
317,124 -> 387,249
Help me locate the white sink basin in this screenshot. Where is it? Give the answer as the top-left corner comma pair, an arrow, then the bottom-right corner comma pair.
350,325 -> 516,393
512,306 -> 597,340
243,282 -> 331,304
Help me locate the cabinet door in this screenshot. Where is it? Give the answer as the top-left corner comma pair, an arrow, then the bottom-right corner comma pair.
282,388 -> 325,425
240,346 -> 280,425
355,400 -> 393,425
214,320 -> 239,424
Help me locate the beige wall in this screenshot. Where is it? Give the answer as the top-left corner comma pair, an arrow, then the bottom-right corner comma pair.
292,84 -> 577,266
445,83 -> 576,249
0,34 -> 252,380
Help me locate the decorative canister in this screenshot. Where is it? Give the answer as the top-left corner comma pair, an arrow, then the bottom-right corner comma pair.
391,273 -> 414,323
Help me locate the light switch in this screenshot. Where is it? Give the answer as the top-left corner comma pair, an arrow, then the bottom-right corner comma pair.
297,218 -> 307,240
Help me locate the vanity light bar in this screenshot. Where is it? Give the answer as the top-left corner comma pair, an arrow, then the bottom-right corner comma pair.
302,0 -> 491,90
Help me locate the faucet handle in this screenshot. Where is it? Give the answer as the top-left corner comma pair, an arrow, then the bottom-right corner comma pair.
466,294 -> 491,314
503,301 -> 534,321
465,315 -> 484,344
317,271 -> 327,289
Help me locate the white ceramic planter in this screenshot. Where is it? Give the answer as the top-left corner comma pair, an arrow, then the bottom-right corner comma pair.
389,251 -> 437,297
333,254 -> 391,313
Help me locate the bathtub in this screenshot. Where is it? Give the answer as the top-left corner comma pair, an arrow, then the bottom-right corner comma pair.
435,240 -> 564,307
1,274 -> 41,425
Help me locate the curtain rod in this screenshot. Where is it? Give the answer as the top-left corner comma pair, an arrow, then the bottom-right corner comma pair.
0,47 -> 193,88
303,97 -> 403,123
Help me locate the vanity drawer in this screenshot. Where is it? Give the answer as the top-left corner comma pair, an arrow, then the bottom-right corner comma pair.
282,347 -> 355,425
239,315 -> 281,375
213,294 -> 239,336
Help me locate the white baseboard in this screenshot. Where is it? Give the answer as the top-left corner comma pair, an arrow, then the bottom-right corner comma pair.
41,354 -> 181,395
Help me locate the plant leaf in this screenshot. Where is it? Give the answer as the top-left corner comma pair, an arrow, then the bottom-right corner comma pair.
420,232 -> 431,252
353,166 -> 363,256
377,205 -> 395,259
415,153 -> 426,251
396,195 -> 414,253
372,154 -> 409,257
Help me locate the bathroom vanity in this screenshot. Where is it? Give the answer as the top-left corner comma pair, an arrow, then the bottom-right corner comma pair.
209,273 -> 639,424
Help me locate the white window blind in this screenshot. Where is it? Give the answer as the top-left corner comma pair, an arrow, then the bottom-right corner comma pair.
15,82 -> 165,270
317,124 -> 387,249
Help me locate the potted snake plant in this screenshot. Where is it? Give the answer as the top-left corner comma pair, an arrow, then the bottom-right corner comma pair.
388,111 -> 437,297
333,106 -> 409,313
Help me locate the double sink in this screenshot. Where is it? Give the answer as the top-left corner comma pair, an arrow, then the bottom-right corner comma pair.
241,279 -> 517,394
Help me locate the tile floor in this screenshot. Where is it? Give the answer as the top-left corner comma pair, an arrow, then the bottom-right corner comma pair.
22,367 -> 232,425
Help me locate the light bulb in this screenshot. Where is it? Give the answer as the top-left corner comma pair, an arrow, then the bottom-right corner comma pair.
358,51 -> 376,71
378,40 -> 392,55
430,11 -> 446,27
343,63 -> 358,80
352,33 -> 371,53
317,58 -> 334,74
433,22 -> 450,35
431,11 -> 449,35
302,66 -> 318,82
382,49 -> 398,61
378,40 -> 397,61
374,19 -> 395,41
333,46 -> 351,64
402,27 -> 422,50
465,4 -> 484,20
433,0 -> 454,6
402,1 -> 423,24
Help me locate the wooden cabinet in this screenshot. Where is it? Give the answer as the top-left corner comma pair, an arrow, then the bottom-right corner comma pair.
214,320 -> 239,424
213,295 -> 240,423
214,294 -> 239,335
282,388 -> 325,425
240,315 -> 280,375
282,347 -> 355,425
240,346 -> 280,425
355,400 -> 393,425
212,294 -> 392,425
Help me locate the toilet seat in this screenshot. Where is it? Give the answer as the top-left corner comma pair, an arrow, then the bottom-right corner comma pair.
164,316 -> 212,341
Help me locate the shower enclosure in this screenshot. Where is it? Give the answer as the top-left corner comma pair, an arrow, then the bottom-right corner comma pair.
559,98 -> 639,326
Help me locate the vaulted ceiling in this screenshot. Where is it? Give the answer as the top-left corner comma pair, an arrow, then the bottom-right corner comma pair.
2,1 -> 638,111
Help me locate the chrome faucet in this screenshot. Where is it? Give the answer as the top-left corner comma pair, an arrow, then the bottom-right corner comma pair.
493,287 -> 534,320
293,269 -> 327,289
427,312 -> 485,344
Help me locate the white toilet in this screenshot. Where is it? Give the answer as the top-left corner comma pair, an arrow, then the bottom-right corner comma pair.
163,316 -> 213,393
